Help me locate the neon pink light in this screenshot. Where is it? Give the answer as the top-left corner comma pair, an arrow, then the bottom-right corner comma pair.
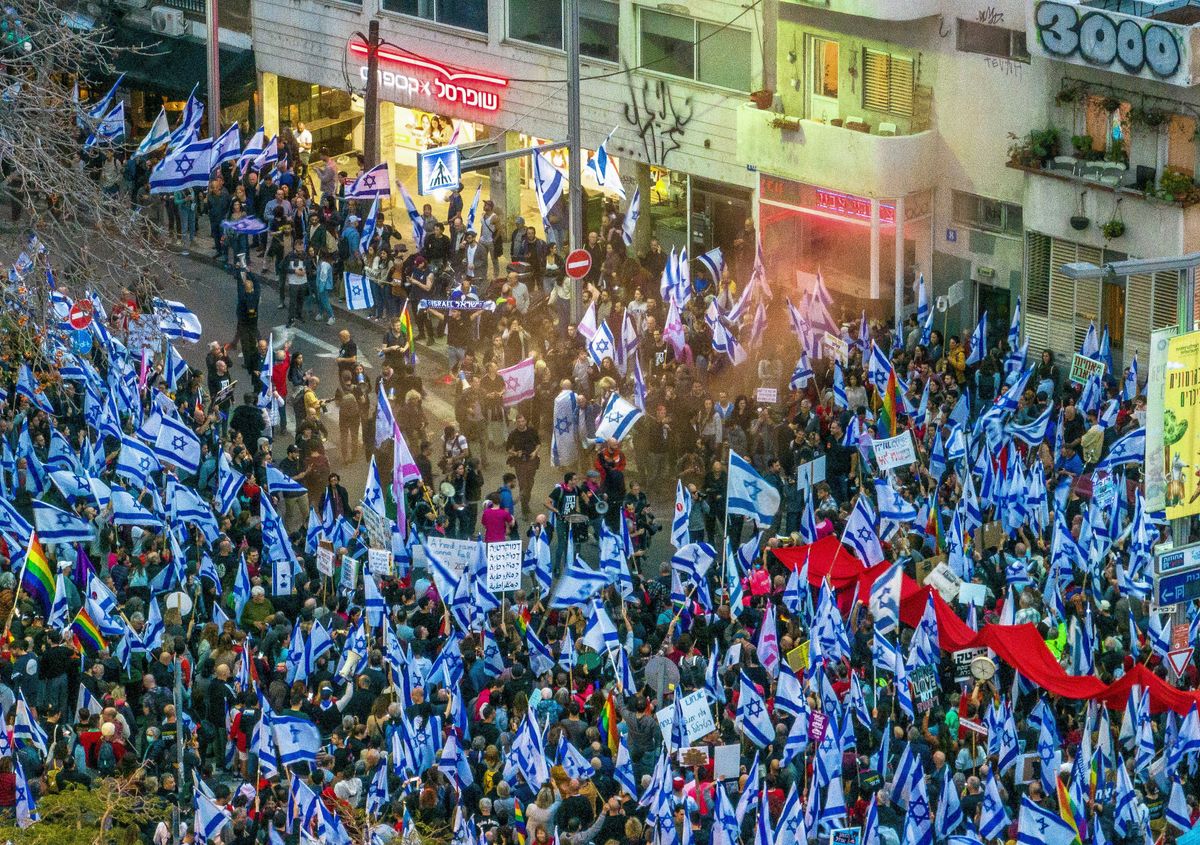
349,42 -> 508,87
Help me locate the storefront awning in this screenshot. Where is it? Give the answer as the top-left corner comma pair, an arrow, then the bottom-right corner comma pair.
96,25 -> 255,107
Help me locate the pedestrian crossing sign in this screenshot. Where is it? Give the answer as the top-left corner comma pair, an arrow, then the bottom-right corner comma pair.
418,145 -> 461,195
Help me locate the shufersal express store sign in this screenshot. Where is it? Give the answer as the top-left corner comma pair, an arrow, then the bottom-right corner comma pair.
350,40 -> 508,113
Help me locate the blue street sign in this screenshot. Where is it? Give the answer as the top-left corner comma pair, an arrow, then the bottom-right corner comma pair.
71,329 -> 92,355
417,145 -> 460,195
1155,542 -> 1200,607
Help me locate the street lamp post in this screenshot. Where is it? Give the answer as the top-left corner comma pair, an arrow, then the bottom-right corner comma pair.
565,0 -> 583,321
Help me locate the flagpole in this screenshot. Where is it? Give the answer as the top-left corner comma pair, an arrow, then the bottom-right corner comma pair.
3,550 -> 30,640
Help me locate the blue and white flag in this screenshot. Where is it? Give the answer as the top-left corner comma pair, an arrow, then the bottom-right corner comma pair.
211,122 -> 241,168
87,73 -> 125,121
622,187 -> 640,247
586,320 -> 617,367
869,561 -> 902,636
549,557 -> 608,608
347,162 -> 391,198
135,106 -> 171,158
586,127 -> 624,198
696,247 -> 724,284
465,183 -> 482,232
110,489 -> 161,529
399,182 -> 426,248
532,150 -> 564,226
16,363 -> 53,414
1124,352 -> 1140,402
223,216 -> 268,235
671,480 -> 691,549
790,351 -> 814,391
169,90 -> 203,148
85,101 -> 125,148
155,297 -> 203,342
1008,404 -> 1052,446
735,670 -> 774,747
843,496 -> 884,566
150,138 -> 213,194
345,272 -> 375,312
272,712 -> 321,767
154,413 -> 201,474
251,135 -> 279,172
116,436 -> 160,487
966,311 -> 988,366
33,500 -> 94,544
727,450 -> 780,526
593,393 -> 642,443
237,125 -> 265,172
1016,795 -> 1077,845
13,757 -> 37,828
1097,427 -> 1145,472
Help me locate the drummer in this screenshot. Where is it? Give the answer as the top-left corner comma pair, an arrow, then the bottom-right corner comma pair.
545,472 -> 590,573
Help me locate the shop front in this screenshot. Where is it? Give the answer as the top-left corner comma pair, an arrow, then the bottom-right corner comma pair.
758,174 -> 932,325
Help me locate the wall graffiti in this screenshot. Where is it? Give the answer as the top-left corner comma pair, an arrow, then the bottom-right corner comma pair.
977,6 -> 1004,24
1034,1 -> 1183,80
621,61 -> 694,166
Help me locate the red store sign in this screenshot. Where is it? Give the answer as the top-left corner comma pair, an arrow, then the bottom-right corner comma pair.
761,176 -> 895,224
350,41 -> 508,113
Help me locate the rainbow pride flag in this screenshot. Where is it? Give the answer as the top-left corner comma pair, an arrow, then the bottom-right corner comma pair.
600,693 -> 620,757
71,606 -> 105,653
20,533 -> 54,616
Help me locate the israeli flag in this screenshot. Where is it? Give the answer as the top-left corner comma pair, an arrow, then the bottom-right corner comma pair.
790,351 -> 814,391
585,127 -> 624,198
33,500 -> 94,544
965,311 -> 988,365
155,297 -> 203,342
843,496 -> 884,566
116,436 -> 160,487
154,413 -> 201,475
237,126 -> 265,172
110,489 -> 161,529
1096,427 -> 1145,472
16,363 -> 53,414
735,670 -> 774,747
399,182 -> 426,249
345,272 -> 375,312
696,247 -> 724,283
86,73 -> 125,121
169,89 -> 203,148
671,480 -> 691,549
347,162 -> 391,198
586,320 -> 617,367
1124,352 -> 1139,402
149,138 -> 213,194
593,393 -> 642,443
194,792 -> 230,845
359,197 -> 379,255
251,136 -> 279,172
549,556 -> 609,608
85,101 -> 125,148
135,107 -> 171,158
622,187 -> 640,247
727,450 -> 780,526
222,216 -> 268,235
1016,796 -> 1077,845
266,465 -> 307,497
532,149 -> 564,226
211,122 -> 241,168
465,183 -> 482,232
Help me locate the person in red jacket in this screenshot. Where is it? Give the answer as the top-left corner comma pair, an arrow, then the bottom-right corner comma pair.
271,341 -> 292,432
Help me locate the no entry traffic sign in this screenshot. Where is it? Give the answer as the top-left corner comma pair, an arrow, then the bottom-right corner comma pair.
565,248 -> 592,280
67,299 -> 93,330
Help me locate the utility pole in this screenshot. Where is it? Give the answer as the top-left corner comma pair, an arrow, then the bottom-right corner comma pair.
565,0 -> 584,321
205,0 -> 220,139
363,19 -> 381,169
172,654 -> 185,845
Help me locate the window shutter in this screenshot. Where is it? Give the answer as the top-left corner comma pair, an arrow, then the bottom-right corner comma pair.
862,49 -> 891,113
1125,272 -> 1153,364
890,56 -> 915,116
1047,238 -> 1077,362
1152,270 -> 1179,330
1074,244 -> 1103,352
1024,232 -> 1050,354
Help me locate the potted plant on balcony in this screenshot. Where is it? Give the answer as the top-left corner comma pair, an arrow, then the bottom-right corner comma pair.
1070,191 -> 1089,231
1101,199 -> 1125,240
1071,134 -> 1093,158
770,115 -> 801,131
1007,127 -> 1059,168
749,90 -> 774,110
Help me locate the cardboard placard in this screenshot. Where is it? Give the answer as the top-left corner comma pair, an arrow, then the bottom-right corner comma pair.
909,665 -> 938,713
957,582 -> 987,608
754,387 -> 778,404
368,547 -> 394,578
712,744 -> 741,780
420,536 -> 475,576
339,555 -> 358,594
677,746 -> 710,768
916,555 -> 945,585
316,540 -> 335,577
980,521 -> 1006,550
873,431 -> 917,471
830,829 -> 861,845
822,334 -> 849,365
926,561 -> 962,602
1015,753 -> 1038,784
795,456 -> 827,490
953,648 -> 988,683
360,506 -> 392,551
485,540 -> 523,593
656,689 -> 718,744
1069,353 -> 1106,386
787,640 -> 811,672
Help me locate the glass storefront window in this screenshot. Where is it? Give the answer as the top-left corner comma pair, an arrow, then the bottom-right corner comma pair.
277,79 -> 357,156
507,0 -> 618,62
383,0 -> 487,33
647,167 -> 688,252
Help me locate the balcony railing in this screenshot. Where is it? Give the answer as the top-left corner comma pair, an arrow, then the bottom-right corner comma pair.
783,0 -> 943,21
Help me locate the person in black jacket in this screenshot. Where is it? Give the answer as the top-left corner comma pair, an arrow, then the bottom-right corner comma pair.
204,664 -> 236,767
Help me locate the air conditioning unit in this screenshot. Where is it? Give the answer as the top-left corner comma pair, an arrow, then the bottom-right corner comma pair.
150,6 -> 187,36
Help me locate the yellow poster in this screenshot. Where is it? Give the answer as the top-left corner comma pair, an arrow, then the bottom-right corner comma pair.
1164,331 -> 1200,519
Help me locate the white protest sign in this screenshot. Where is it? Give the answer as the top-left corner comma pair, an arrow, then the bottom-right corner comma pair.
754,387 -> 778,404
712,744 -> 741,779
420,536 -> 475,576
926,561 -> 962,602
873,431 -> 917,471
796,455 -> 826,490
486,540 -> 523,593
656,690 -> 718,744
316,541 -> 335,577
368,547 -> 394,578
821,334 -> 848,365
339,555 -> 359,594
360,507 -> 391,550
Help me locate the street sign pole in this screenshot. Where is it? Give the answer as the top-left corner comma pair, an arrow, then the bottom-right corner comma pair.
566,0 -> 584,322
205,0 -> 220,140
363,19 -> 381,169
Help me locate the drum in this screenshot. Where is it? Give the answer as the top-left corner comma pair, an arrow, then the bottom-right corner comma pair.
564,513 -> 589,525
